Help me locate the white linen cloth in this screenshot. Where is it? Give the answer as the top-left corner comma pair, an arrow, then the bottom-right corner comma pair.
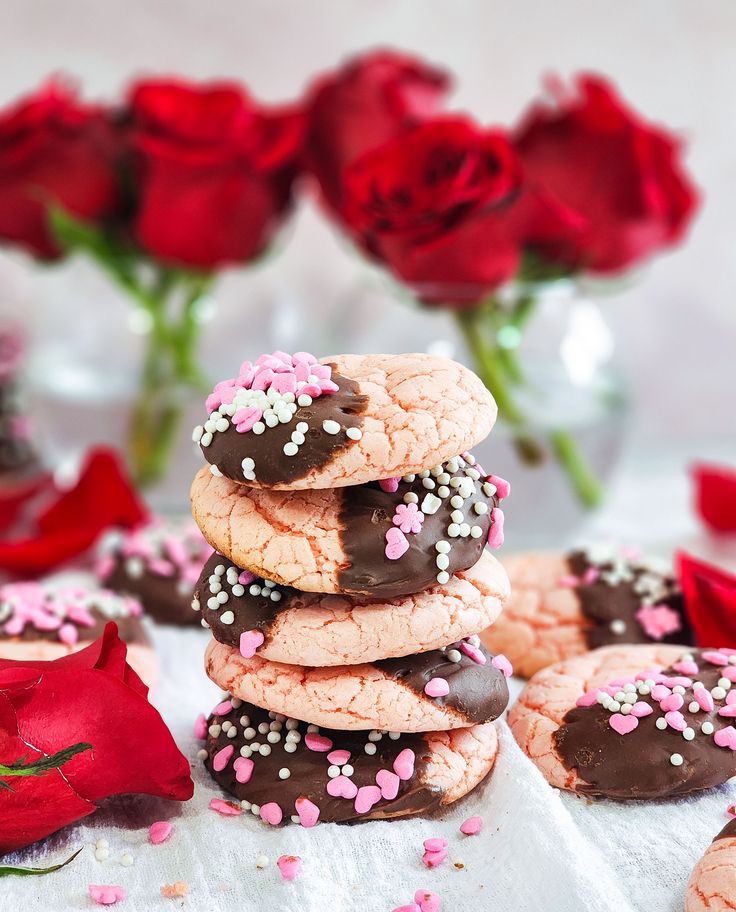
3,450 -> 735,911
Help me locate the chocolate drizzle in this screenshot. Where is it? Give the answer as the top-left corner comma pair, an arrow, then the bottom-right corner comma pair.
377,643 -> 509,725
195,552 -> 295,648
203,700 -> 439,823
202,369 -> 367,487
337,456 -> 499,598
713,818 -> 736,843
554,649 -> 736,800
568,550 -> 691,650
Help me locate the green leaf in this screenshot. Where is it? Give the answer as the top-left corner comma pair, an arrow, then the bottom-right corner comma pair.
0,742 -> 92,781
0,847 -> 83,878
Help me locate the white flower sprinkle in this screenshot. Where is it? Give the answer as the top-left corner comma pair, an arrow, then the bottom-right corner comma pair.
421,493 -> 442,515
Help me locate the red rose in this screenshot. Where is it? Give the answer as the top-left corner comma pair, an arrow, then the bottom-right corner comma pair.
0,79 -> 122,259
305,49 -> 451,211
678,552 -> 736,649
341,117 -> 554,306
514,74 -> 699,273
691,463 -> 736,534
128,78 -> 304,269
0,624 -> 192,854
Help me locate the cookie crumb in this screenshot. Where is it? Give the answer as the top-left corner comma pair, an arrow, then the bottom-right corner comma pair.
161,881 -> 189,898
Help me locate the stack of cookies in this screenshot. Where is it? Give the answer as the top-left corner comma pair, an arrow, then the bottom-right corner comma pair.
189,351 -> 513,826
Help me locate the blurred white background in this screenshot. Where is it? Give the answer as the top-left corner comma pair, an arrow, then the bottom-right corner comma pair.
0,0 -> 734,456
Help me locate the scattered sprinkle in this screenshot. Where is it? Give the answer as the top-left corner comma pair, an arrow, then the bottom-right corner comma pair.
460,815 -> 483,836
277,855 -> 302,881
149,821 -> 173,845
89,885 -> 126,905
160,882 -> 189,899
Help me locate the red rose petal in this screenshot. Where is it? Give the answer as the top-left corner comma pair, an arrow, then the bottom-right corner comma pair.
677,551 -> 736,648
692,463 -> 736,534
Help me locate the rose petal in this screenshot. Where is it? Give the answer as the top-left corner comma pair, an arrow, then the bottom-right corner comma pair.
692,463 -> 736,533
678,552 -> 736,648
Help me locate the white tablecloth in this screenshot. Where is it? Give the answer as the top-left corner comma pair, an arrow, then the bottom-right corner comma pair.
3,448 -> 736,911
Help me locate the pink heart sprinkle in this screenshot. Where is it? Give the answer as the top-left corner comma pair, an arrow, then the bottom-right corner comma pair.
193,713 -> 208,740
715,726 -> 736,750
695,688 -> 715,712
719,705 -> 736,718
673,660 -> 699,676
663,676 -> 693,688
487,508 -> 505,549
423,837 -> 448,853
212,745 -> 234,772
89,885 -> 127,906
460,815 -> 483,836
233,757 -> 254,783
379,477 -> 400,493
295,797 -> 320,828
393,748 -> 415,780
327,749 -> 351,766
422,849 -> 448,869
58,623 -> 78,646
326,775 -> 359,800
424,677 -> 450,698
385,527 -> 410,560
723,667 -> 736,682
704,651 -> 730,666
651,684 -> 672,702
239,629 -> 265,659
260,802 -> 283,826
305,732 -> 333,752
148,821 -> 172,845
414,890 -> 442,912
277,855 -> 302,881
376,769 -> 400,800
630,702 -> 653,718
487,474 -> 511,500
609,713 -> 639,735
209,798 -> 241,816
665,710 -> 687,731
727,690 -> 736,706
660,693 -> 684,712
575,690 -> 600,708
354,785 -> 382,815
459,641 -> 487,665
213,699 -> 233,716
491,654 -> 513,678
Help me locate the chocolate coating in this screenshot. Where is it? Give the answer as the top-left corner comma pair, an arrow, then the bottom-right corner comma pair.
714,818 -> 736,843
202,369 -> 367,487
0,380 -> 36,476
338,456 -> 499,598
568,550 -> 691,650
377,643 -> 509,725
104,559 -> 200,628
555,649 -> 736,800
203,700 -> 440,823
195,552 -> 294,648
0,607 -> 148,647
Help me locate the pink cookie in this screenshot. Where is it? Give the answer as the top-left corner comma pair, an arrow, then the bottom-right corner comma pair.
205,637 -> 509,732
201,697 -> 500,823
482,547 -> 690,678
195,352 -> 496,490
191,452 -> 505,598
685,819 -> 736,911
0,574 -> 158,686
96,518 -> 211,627
195,549 -> 508,666
509,645 -> 736,800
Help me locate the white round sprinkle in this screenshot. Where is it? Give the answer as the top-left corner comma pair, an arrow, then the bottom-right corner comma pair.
298,394 -> 312,407
259,744 -> 271,756
283,442 -> 299,457
215,417 -> 229,432
670,753 -> 684,767
278,768 -> 291,780
210,464 -> 223,477
688,701 -> 700,713
448,524 -> 460,538
120,853 -> 134,867
436,571 -> 450,585
713,687 -> 727,700
296,422 -> 308,433
342,764 -> 354,776
437,486 -> 450,498
447,649 -> 462,663
388,732 -> 400,740
256,854 -> 269,869
284,742 -> 297,753
252,421 -> 265,434
436,540 -> 451,554
422,477 -> 435,490
702,721 -> 715,734
291,431 -> 306,445
243,727 -> 256,739
94,848 -> 109,861
404,492 -> 419,504
470,526 -> 483,538
197,748 -> 208,760
267,731 -> 281,744
327,765 -> 340,778
683,728 -> 695,741
192,425 -> 204,442
364,742 -> 377,755
201,431 -> 213,447
473,502 -> 488,515
436,554 -> 450,570
346,427 -> 362,441
323,419 -> 340,435
610,619 -> 626,635
451,510 -> 464,524
655,717 -> 667,730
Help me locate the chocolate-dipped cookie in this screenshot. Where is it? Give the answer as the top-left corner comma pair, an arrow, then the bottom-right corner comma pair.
96,520 -> 211,627
510,644 -> 736,800
193,549 -> 508,666
194,351 -> 496,490
205,636 -> 510,732
197,697 -> 500,825
482,545 -> 691,678
191,452 -> 508,598
685,816 -> 736,911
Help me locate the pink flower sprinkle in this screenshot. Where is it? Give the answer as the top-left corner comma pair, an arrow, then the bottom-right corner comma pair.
422,849 -> 447,869
260,802 -> 283,826
305,732 -> 333,752
460,815 -> 483,836
635,604 -> 682,640
487,507 -> 505,549
277,855 -> 302,881
392,502 -> 425,534
209,798 -> 241,816
415,890 -> 442,912
89,885 -> 126,906
295,797 -> 320,828
423,838 -> 448,853
379,477 -> 400,493
424,677 -> 450,698
193,714 -> 208,740
149,821 -> 173,845
491,654 -> 513,678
